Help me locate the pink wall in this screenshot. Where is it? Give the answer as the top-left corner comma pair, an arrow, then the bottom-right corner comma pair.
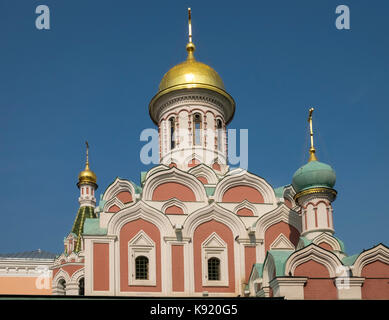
93,243 -> 110,291
165,205 -> 184,215
117,191 -> 133,204
171,245 -> 185,292
264,221 -> 299,252
120,219 -> 161,292
244,246 -> 256,283
152,182 -> 196,202
222,186 -> 264,203
193,220 -> 235,293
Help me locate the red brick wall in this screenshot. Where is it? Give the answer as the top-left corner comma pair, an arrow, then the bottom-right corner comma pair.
361,261 -> 389,300
294,260 -> 337,300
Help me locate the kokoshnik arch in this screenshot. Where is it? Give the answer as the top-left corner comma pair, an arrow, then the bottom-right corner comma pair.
1,9 -> 388,299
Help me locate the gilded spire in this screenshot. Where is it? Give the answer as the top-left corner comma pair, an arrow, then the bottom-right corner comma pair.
186,8 -> 196,60
308,108 -> 318,162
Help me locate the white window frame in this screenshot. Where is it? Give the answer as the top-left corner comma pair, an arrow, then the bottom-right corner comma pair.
201,232 -> 229,287
128,231 -> 156,286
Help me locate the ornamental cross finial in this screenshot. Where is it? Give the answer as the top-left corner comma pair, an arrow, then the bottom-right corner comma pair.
85,141 -> 90,169
188,8 -> 192,43
308,108 -> 318,162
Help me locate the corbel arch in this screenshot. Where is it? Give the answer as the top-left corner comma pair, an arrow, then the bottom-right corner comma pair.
233,200 -> 258,217
284,244 -> 343,278
188,163 -> 219,185
214,170 -> 276,204
104,197 -> 124,213
142,167 -> 207,203
182,202 -> 247,239
107,200 -> 174,238
161,198 -> 188,215
144,164 -> 170,181
102,178 -> 136,207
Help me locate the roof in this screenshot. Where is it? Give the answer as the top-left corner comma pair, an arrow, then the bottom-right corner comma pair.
274,186 -> 285,198
268,250 -> 294,276
71,205 -> 97,252
83,218 -> 108,236
205,186 -> 215,196
0,250 -> 57,260
342,254 -> 359,266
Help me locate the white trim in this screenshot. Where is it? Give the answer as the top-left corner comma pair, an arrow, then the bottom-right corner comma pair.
201,233 -> 228,287
128,231 -> 156,286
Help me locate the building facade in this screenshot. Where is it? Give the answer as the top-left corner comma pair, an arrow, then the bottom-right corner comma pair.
2,10 -> 389,299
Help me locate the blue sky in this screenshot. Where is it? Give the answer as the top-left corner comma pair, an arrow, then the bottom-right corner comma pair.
0,1 -> 388,256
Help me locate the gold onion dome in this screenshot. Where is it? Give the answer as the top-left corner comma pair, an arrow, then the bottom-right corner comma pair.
149,8 -> 235,125
158,42 -> 226,93
77,142 -> 98,188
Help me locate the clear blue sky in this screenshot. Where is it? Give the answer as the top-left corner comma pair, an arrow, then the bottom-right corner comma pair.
0,1 -> 388,256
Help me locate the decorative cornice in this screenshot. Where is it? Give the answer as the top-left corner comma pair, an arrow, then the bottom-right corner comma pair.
294,187 -> 337,202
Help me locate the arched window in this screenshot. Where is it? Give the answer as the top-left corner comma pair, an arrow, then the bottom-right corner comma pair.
78,278 -> 84,296
135,256 -> 149,280
169,117 -> 176,150
217,119 -> 223,151
58,279 -> 66,295
208,257 -> 220,281
193,113 -> 202,146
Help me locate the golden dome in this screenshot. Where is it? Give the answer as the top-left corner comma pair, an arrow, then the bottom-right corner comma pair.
149,42 -> 235,124
77,142 -> 98,188
78,164 -> 97,187
158,43 -> 226,92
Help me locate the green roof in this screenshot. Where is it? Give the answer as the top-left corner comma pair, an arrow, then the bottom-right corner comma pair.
140,171 -> 147,186
299,236 -> 312,248
267,250 -> 294,276
292,160 -> 336,193
342,254 -> 359,266
205,187 -> 215,196
252,263 -> 263,278
83,218 -> 108,236
274,186 -> 285,198
71,206 -> 97,252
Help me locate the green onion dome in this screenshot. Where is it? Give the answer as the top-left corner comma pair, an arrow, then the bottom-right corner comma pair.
292,160 -> 336,194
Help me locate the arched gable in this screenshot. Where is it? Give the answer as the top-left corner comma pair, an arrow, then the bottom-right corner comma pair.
311,233 -> 342,252
52,268 -> 71,285
161,198 -> 188,215
188,164 -> 219,185
214,170 -> 276,204
285,244 -> 343,278
144,164 -> 170,181
352,244 -> 389,277
254,204 -> 301,240
102,178 -> 135,212
142,167 -> 207,203
182,203 -> 247,240
70,268 -> 85,283
107,201 -> 174,237
233,200 -> 258,217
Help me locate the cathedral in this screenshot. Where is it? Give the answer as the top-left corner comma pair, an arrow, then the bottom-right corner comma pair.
1,9 -> 389,299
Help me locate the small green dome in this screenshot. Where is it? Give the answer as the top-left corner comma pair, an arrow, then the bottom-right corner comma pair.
292,160 -> 336,193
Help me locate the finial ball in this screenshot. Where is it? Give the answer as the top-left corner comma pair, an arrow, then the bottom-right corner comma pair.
186,42 -> 195,53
